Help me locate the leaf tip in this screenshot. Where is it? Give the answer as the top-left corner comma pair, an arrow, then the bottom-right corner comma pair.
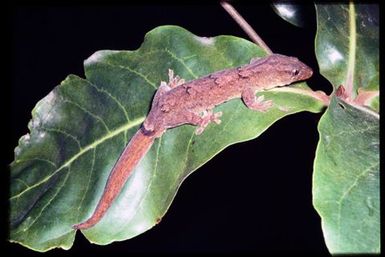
84,50 -> 117,67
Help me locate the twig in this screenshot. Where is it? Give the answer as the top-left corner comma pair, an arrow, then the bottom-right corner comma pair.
220,1 -> 273,54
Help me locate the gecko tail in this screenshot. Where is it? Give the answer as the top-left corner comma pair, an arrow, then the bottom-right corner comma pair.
73,127 -> 156,230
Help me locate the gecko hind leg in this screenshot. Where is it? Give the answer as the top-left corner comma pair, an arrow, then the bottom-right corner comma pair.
153,68 -> 186,108
153,68 -> 185,104
189,110 -> 223,135
153,69 -> 186,105
152,81 -> 172,107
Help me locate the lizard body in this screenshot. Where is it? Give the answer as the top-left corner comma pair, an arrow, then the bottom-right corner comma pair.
73,54 -> 312,230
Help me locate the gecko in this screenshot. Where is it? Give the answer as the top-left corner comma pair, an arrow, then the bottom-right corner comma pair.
73,54 -> 313,230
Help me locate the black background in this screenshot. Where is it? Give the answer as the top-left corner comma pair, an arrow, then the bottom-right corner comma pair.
6,1 -> 332,256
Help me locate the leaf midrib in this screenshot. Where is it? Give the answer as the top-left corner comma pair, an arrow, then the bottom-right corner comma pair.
10,117 -> 145,200
345,2 -> 357,96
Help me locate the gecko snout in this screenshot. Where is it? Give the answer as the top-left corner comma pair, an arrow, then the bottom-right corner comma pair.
298,62 -> 313,80
303,66 -> 313,79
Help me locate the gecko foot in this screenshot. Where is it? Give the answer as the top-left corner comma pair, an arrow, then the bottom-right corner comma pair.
195,126 -> 205,135
195,111 -> 223,135
168,69 -> 185,88
250,95 -> 273,112
212,111 -> 222,124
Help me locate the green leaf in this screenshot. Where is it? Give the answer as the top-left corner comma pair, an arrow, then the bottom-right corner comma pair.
313,4 -> 380,254
10,25 -> 324,252
315,4 -> 379,111
313,96 -> 379,254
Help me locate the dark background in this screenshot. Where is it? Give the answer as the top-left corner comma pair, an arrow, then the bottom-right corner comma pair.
6,1 -> 332,256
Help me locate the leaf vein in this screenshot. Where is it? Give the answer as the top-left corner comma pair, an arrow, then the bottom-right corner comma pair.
14,158 -> 57,168
163,48 -> 198,79
77,148 -> 96,216
85,82 -> 130,122
15,178 -> 30,191
63,99 -> 111,133
102,62 -> 157,89
21,166 -> 71,232
9,117 -> 145,200
182,131 -> 196,176
336,162 -> 378,241
43,126 -> 82,150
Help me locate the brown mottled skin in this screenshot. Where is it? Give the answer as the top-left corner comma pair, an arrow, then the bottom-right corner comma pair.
73,54 -> 313,230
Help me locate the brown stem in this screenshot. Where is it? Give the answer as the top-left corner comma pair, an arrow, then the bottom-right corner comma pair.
220,1 -> 273,54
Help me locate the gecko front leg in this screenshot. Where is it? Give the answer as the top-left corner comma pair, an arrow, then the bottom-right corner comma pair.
241,86 -> 273,112
145,69 -> 186,134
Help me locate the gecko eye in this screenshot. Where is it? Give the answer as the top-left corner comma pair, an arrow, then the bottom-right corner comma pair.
291,69 -> 300,76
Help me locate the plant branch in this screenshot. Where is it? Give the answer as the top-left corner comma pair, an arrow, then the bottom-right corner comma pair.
220,1 -> 273,54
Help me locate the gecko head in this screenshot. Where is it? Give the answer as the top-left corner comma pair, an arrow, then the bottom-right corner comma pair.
258,54 -> 313,89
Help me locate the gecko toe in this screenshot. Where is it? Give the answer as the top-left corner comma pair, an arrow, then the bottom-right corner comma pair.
213,111 -> 222,124
195,126 -> 204,135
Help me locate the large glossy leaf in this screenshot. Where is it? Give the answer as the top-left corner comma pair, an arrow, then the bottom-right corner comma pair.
313,4 -> 380,254
313,96 -> 379,254
10,25 -> 324,252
